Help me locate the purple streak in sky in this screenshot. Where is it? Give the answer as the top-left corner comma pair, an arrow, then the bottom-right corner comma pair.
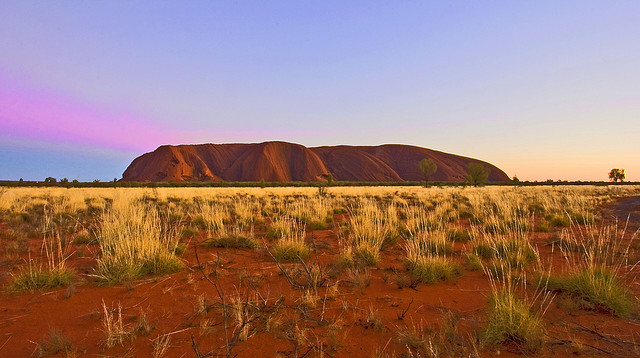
0,73 -> 316,154
0,74 -> 180,153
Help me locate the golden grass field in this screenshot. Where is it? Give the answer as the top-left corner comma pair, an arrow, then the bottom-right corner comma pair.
0,185 -> 639,357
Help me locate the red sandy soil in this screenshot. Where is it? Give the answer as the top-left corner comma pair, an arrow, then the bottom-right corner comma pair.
121,141 -> 511,183
0,199 -> 638,357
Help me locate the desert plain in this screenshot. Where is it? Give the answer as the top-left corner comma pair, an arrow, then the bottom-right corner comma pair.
0,185 -> 639,357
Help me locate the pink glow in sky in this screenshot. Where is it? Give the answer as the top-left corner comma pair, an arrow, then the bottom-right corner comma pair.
0,75 -> 174,153
0,74 -> 309,154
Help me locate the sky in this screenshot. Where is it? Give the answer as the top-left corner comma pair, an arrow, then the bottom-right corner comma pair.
1,1 -> 638,182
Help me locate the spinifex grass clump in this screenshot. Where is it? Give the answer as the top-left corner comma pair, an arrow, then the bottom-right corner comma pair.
204,222 -> 257,249
482,267 -> 551,353
233,199 -> 257,224
407,254 -> 461,284
549,222 -> 637,317
447,228 -> 472,242
193,200 -> 230,231
403,205 -> 442,234
10,261 -> 74,291
483,289 -> 545,352
473,233 -> 538,271
406,230 -> 452,255
404,231 -> 461,284
10,201 -> 74,291
267,217 -> 293,238
339,202 -> 393,267
272,219 -> 310,262
96,198 -> 183,284
283,197 -> 333,230
550,266 -> 634,317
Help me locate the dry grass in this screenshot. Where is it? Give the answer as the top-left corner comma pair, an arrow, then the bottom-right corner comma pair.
95,197 -> 183,284
272,220 -> 310,262
1,185 -> 639,356
549,221 -> 638,317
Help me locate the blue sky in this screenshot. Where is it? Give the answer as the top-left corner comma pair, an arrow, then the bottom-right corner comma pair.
1,1 -> 638,181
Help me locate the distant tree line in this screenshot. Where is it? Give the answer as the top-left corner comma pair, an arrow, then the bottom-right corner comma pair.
0,169 -> 633,188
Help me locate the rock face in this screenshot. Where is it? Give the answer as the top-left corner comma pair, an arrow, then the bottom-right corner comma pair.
122,141 -> 510,182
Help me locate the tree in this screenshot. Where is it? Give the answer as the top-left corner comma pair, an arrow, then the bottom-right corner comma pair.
326,173 -> 334,186
418,158 -> 437,187
466,162 -> 489,186
609,168 -> 625,182
44,177 -> 57,183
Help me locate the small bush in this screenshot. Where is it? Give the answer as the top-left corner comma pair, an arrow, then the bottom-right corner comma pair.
11,265 -> 74,291
37,329 -> 74,356
307,220 -> 329,231
483,290 -> 545,352
73,231 -> 96,245
466,253 -> 482,271
473,238 -> 538,269
484,223 -> 507,235
406,231 -> 452,256
267,219 -> 292,238
528,204 -> 546,215
447,229 -> 472,242
351,246 -> 380,267
180,226 -> 199,238
273,238 -> 310,262
548,266 -> 635,317
534,221 -> 551,233
473,243 -> 494,260
204,235 -> 257,249
192,216 -> 208,230
548,215 -> 570,228
142,253 -> 184,276
570,212 -> 595,225
406,255 -> 461,284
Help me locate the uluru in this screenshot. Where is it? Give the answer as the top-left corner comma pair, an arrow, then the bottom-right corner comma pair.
121,141 -> 510,182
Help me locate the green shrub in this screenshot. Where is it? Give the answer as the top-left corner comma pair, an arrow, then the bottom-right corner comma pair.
548,266 -> 635,317
534,221 -> 551,233
483,290 -> 545,352
447,229 -> 472,242
466,254 -> 482,271
73,231 -> 96,245
204,235 -> 257,249
141,253 -> 184,276
180,226 -> 199,238
272,239 -> 310,262
473,238 -> 538,269
11,265 -> 74,291
548,215 -> 570,227
307,220 -> 328,231
406,255 -> 461,284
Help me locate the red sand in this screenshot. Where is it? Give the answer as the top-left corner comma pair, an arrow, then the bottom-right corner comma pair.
0,199 -> 638,357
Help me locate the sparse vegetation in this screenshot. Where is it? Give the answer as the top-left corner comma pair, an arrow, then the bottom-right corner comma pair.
483,289 -> 545,352
0,185 -> 638,356
549,221 -> 638,317
10,263 -> 73,291
95,198 -> 183,283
